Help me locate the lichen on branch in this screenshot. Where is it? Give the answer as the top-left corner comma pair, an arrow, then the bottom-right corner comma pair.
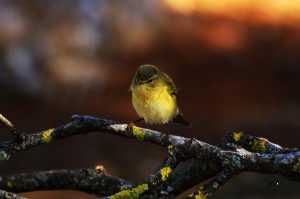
0,114 -> 299,198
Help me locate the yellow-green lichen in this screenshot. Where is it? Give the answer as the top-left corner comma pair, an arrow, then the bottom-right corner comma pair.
233,132 -> 243,142
42,128 -> 54,143
7,181 -> 13,188
292,158 -> 300,173
160,167 -> 172,181
167,145 -> 174,155
196,192 -> 208,199
251,138 -> 267,153
110,184 -> 149,199
197,189 -> 209,199
132,127 -> 145,141
187,190 -> 208,199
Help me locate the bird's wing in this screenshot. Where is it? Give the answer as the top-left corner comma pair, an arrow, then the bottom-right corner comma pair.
161,72 -> 178,96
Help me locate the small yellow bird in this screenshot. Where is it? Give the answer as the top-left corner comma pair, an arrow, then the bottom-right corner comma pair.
130,64 -> 190,127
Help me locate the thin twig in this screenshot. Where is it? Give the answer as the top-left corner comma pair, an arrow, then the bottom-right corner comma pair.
0,114 -> 16,133
0,114 -> 22,141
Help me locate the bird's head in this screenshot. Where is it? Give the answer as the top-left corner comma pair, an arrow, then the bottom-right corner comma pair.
133,64 -> 160,86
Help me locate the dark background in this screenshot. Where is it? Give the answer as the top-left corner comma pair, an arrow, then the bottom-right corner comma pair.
0,1 -> 299,198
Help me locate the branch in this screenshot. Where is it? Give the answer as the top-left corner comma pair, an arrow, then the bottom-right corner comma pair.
187,168 -> 239,198
0,114 -> 299,198
143,160 -> 220,198
219,132 -> 298,153
0,114 -> 21,141
0,168 -> 134,197
0,190 -> 26,199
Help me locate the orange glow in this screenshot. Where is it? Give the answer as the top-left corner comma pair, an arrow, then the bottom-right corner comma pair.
163,0 -> 300,24
203,22 -> 245,50
95,165 -> 106,172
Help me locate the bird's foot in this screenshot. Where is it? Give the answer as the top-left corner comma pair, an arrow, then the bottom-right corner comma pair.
128,122 -> 136,129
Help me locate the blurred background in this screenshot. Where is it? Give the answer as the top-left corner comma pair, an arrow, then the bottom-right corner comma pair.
0,0 -> 300,198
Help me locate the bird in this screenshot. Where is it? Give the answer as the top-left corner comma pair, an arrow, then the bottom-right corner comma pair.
130,64 -> 190,127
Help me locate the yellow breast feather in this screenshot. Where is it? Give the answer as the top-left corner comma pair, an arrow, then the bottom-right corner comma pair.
131,84 -> 178,124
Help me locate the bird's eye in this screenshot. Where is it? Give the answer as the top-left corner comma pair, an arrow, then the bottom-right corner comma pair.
147,78 -> 154,83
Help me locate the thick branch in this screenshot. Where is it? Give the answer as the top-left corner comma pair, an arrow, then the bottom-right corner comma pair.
143,160 -> 221,198
0,114 -> 299,198
0,169 -> 134,197
0,190 -> 26,199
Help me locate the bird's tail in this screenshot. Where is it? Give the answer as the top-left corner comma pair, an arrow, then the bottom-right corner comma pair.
173,112 -> 191,128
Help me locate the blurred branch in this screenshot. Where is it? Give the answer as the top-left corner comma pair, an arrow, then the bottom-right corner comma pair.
0,190 -> 26,199
0,168 -> 134,197
0,114 -> 299,198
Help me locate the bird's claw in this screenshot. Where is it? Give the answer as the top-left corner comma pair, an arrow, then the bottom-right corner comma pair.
128,122 -> 136,130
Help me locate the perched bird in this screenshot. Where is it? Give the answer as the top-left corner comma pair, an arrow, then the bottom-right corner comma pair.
130,64 -> 190,127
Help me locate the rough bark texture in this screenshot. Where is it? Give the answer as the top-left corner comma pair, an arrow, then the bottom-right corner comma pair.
0,114 -> 299,198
